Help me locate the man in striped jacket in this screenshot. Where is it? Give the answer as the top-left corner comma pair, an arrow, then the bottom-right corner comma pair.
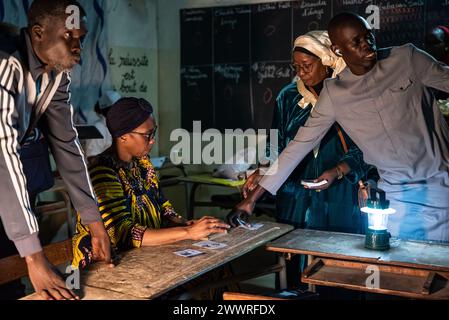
0,0 -> 112,300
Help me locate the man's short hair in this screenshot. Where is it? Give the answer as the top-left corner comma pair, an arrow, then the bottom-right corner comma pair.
328,12 -> 366,42
28,0 -> 86,27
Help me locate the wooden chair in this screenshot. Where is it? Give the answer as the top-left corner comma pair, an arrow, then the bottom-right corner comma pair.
35,178 -> 75,238
0,239 -> 73,286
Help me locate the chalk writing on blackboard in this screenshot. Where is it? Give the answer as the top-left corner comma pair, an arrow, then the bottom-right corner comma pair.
215,65 -> 244,84
215,6 -> 251,17
263,88 -> 273,104
257,2 -> 291,12
378,0 -> 424,10
183,9 -> 207,22
293,0 -> 331,34
264,25 -> 276,36
338,0 -> 371,5
235,7 -> 251,14
215,8 -> 233,16
258,3 -> 276,12
252,63 -> 291,85
215,6 -> 250,30
181,67 -> 209,87
299,0 -> 327,19
279,2 -> 291,9
221,17 -> 238,29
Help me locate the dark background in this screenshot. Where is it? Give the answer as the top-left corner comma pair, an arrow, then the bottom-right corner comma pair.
180,0 -> 449,132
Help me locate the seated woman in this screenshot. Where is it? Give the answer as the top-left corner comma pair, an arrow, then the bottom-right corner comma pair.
72,97 -> 229,269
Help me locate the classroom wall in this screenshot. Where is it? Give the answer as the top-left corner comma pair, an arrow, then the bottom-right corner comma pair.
157,0 -> 288,158
105,0 -> 159,155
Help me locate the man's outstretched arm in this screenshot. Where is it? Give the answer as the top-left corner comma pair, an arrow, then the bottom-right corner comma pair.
259,83 -> 337,195
228,82 -> 337,224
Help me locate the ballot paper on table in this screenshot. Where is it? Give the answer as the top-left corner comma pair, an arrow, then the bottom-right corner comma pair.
239,222 -> 264,231
193,240 -> 228,250
236,216 -> 264,231
173,249 -> 205,258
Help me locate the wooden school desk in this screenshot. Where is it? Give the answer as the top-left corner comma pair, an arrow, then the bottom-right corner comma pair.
266,229 -> 449,299
22,222 -> 292,300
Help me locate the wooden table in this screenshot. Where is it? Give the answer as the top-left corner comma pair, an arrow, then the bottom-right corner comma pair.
177,174 -> 246,220
22,285 -> 144,300
75,221 -> 292,300
266,229 -> 449,299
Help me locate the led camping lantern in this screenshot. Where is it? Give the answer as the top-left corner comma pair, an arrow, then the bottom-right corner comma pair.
361,187 -> 396,251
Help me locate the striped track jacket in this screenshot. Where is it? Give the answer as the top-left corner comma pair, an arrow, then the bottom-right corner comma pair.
0,29 -> 101,257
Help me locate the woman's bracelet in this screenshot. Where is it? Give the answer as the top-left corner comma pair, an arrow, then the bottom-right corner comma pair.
336,165 -> 344,180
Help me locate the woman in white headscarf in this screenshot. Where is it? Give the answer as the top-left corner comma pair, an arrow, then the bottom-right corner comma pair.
239,31 -> 374,284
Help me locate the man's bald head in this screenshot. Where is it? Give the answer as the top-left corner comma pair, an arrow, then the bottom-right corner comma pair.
327,12 -> 377,75
328,12 -> 371,46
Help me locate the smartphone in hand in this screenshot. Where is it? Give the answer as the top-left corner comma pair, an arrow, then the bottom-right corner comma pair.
301,179 -> 328,188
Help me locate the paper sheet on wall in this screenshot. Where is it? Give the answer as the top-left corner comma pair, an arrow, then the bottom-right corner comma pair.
108,46 -> 153,101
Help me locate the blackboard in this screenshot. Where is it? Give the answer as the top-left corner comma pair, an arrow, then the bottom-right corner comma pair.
426,0 -> 449,31
214,64 -> 252,131
180,0 -> 449,132
292,0 -> 332,36
251,61 -> 292,129
181,66 -> 214,131
376,0 -> 426,48
251,2 -> 293,62
214,6 -> 251,63
181,9 -> 212,65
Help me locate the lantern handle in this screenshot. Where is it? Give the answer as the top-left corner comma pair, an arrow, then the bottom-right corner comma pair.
368,187 -> 390,210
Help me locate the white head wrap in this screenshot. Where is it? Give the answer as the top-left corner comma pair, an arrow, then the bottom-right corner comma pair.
292,31 -> 346,158
293,30 -> 346,109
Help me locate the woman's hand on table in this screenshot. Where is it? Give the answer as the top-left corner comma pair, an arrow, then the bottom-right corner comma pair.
186,216 -> 230,241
